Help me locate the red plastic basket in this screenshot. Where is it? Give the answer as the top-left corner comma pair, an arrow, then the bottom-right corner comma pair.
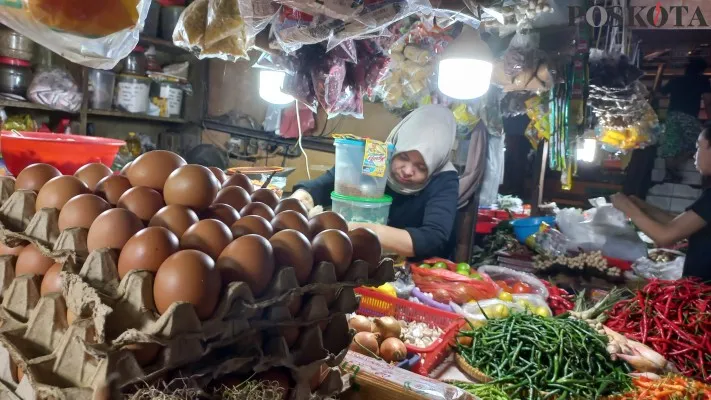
355,287 -> 464,376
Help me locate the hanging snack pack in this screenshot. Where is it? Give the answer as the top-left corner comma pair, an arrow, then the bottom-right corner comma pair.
0,0 -> 151,69
272,7 -> 343,54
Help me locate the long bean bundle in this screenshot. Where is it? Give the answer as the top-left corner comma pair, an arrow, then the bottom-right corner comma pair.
457,313 -> 631,399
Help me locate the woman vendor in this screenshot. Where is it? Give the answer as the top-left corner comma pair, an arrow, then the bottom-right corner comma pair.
291,104 -> 459,260
612,126 -> 711,281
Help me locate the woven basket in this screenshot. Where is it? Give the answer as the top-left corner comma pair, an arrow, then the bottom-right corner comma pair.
454,354 -> 492,383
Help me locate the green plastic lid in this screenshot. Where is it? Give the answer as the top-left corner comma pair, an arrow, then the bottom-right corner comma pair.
331,192 -> 392,204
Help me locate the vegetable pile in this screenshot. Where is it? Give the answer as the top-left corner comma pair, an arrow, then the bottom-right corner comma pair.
542,281 -> 574,316
604,374 -> 711,399
605,279 -> 711,382
457,313 -> 631,399
449,382 -> 511,400
348,315 -> 409,363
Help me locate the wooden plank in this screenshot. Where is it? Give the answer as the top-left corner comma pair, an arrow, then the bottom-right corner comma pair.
0,99 -> 77,114
87,109 -> 186,124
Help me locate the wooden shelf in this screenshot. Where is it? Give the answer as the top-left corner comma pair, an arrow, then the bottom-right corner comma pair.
87,109 -> 186,124
0,99 -> 78,114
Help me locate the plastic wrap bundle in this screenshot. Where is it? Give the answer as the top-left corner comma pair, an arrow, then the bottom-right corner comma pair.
0,169 -> 395,399
0,0 -> 151,69
491,27 -> 554,93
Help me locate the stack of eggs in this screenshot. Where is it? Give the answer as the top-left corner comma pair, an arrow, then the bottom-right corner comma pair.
0,150 -> 393,399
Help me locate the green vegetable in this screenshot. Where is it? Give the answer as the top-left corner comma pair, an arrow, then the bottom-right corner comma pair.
470,272 -> 483,281
456,270 -> 470,277
450,382 -> 510,400
433,262 -> 448,270
457,313 -> 631,399
456,262 -> 471,273
420,264 -> 432,269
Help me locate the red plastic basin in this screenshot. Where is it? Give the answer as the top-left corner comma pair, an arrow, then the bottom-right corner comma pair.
1,131 -> 125,176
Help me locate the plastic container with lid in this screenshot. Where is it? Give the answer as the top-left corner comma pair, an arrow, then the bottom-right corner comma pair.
0,27 -> 35,61
122,46 -> 147,76
330,192 -> 392,225
88,68 -> 116,110
150,81 -> 184,117
114,74 -> 151,113
334,137 -> 395,198
0,57 -> 32,96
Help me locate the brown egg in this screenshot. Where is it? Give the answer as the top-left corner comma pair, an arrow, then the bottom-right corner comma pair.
87,208 -> 144,252
120,162 -> 132,176
0,242 -> 24,256
217,234 -> 274,297
58,194 -> 111,231
163,165 -> 220,212
118,227 -> 179,278
274,198 -> 308,217
117,186 -> 165,222
312,229 -> 353,278
94,175 -> 132,206
270,229 -> 313,285
40,263 -> 63,295
74,163 -> 112,191
251,188 -> 279,210
231,215 -> 273,239
271,211 -> 309,237
181,219 -> 232,259
208,167 -> 227,184
15,163 -> 61,192
35,176 -> 90,212
348,228 -> 382,268
223,173 -> 254,193
201,203 -> 240,226
308,211 -> 348,237
153,250 -> 221,320
215,186 -> 251,211
241,202 -> 275,220
149,205 -> 199,237
127,150 -> 187,191
16,243 -> 55,276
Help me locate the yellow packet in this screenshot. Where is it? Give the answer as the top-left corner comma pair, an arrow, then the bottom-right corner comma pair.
362,138 -> 389,178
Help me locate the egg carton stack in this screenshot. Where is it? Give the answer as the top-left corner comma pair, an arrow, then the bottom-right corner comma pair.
0,152 -> 395,400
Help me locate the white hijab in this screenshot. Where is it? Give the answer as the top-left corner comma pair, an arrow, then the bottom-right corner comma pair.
386,104 -> 457,195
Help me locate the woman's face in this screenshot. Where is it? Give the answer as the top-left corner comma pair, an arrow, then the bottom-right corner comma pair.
391,150 -> 428,185
695,132 -> 711,176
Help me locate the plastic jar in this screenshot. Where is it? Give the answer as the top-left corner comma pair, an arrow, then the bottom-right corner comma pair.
114,74 -> 151,113
150,81 -> 184,117
334,138 -> 395,198
330,192 -> 392,225
0,57 -> 32,96
88,69 -> 116,110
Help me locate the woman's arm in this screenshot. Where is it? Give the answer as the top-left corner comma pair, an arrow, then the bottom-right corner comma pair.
350,173 -> 459,259
291,168 -> 336,207
612,193 -> 707,248
629,196 -> 677,224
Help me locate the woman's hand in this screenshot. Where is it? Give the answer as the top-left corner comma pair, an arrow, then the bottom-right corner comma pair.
611,193 -> 637,215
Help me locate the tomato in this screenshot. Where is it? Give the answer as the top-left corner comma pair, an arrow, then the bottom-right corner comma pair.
512,282 -> 533,294
495,280 -> 512,292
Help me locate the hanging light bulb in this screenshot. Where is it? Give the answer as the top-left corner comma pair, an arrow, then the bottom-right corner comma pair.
259,70 -> 294,105
438,26 -> 493,100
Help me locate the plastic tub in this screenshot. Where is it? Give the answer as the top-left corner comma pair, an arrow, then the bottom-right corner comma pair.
330,192 -> 392,224
150,81 -> 184,117
88,69 -> 116,110
510,216 -> 556,243
114,74 -> 151,114
1,131 -> 125,175
334,138 -> 394,198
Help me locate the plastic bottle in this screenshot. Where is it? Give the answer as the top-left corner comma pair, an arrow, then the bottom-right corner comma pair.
125,132 -> 142,157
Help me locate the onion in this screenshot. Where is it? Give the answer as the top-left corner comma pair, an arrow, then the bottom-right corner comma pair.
431,288 -> 452,303
373,316 -> 401,341
451,285 -> 471,304
379,338 -> 407,363
349,332 -> 380,358
348,315 -> 373,333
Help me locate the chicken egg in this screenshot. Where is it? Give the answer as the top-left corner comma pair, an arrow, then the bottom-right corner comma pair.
271,211 -> 309,237
241,202 -> 275,220
201,203 -> 240,226
87,208 -> 144,252
117,186 -> 165,222
181,219 -> 232,259
153,249 -> 221,320
251,188 -> 279,210
58,194 -> 112,231
16,243 -> 55,276
270,229 -> 313,285
223,173 -> 254,193
127,150 -> 186,191
118,227 -> 179,278
231,215 -> 273,239
94,175 -> 132,206
0,242 -> 24,256
15,163 -> 61,192
348,227 -> 382,271
217,234 -> 275,297
163,165 -> 220,212
149,205 -> 199,237
40,263 -> 63,295
35,176 -> 90,212
308,211 -> 348,237
274,198 -> 308,217
312,229 -> 353,278
74,163 -> 112,191
214,186 -> 251,211
208,167 -> 227,184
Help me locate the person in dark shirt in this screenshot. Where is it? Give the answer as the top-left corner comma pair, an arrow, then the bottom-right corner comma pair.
659,57 -> 711,182
611,126 -> 711,281
292,105 -> 459,260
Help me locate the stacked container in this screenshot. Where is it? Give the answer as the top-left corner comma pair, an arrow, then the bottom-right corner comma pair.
331,137 -> 394,224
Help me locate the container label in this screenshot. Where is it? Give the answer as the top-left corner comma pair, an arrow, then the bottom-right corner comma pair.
362,138 -> 388,178
159,85 -> 183,117
115,81 -> 150,113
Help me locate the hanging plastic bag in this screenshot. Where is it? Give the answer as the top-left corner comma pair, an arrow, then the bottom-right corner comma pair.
238,0 -> 280,33
410,265 -> 499,304
173,0 -> 209,51
27,68 -> 83,113
271,0 -> 364,22
0,0 -> 151,69
271,7 -> 342,54
478,133 -> 505,207
476,265 -> 549,299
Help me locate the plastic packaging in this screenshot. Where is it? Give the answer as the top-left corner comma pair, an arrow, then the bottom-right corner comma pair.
632,249 -> 685,281
410,265 -> 499,304
330,192 -> 392,224
333,137 -> 394,198
26,68 -> 82,113
238,0 -> 279,33
0,0 -> 151,69
88,69 -> 116,110
478,133 -> 505,207
172,0 -> 208,50
526,222 -> 569,257
476,265 -> 549,299
272,0 -> 364,22
271,7 -> 341,54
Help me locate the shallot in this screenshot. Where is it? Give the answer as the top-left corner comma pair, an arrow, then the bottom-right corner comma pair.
379,337 -> 407,363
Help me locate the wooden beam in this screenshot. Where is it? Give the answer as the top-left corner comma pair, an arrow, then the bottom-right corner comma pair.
531,139 -> 549,216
